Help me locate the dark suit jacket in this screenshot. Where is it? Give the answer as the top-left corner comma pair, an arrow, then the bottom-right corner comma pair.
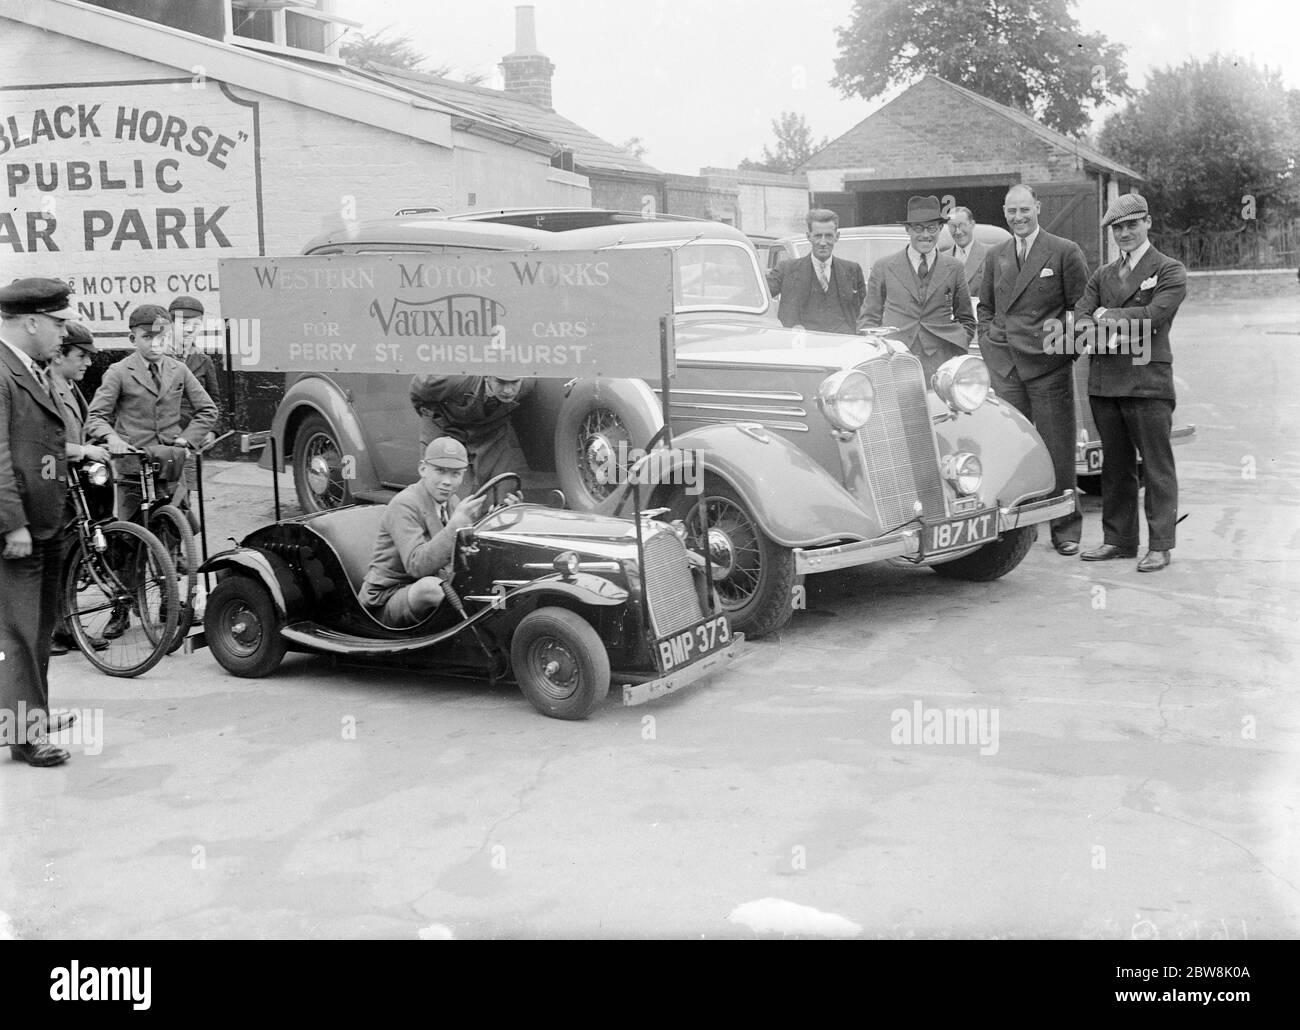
860,249 -> 975,363
768,255 -> 866,334
0,343 -> 68,540
945,240 -> 990,298
52,375 -> 89,454
85,351 -> 218,450
978,230 -> 1090,381
1074,245 -> 1187,400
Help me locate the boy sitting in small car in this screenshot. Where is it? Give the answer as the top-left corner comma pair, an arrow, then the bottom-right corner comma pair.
358,437 -> 489,627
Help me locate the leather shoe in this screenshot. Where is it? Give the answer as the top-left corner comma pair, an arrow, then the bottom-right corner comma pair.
49,638 -> 71,656
1053,540 -> 1080,556
103,607 -> 130,639
1137,550 -> 1171,572
1081,543 -> 1138,561
48,708 -> 78,732
10,737 -> 70,767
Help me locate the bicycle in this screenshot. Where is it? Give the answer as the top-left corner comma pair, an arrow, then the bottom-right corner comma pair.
61,455 -> 180,677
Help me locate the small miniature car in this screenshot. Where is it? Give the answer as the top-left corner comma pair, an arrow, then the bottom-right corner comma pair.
198,474 -> 741,719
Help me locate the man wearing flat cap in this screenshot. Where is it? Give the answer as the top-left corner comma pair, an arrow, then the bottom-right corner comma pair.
767,208 -> 868,336
859,195 -> 976,383
1074,193 -> 1187,572
979,184 -> 1091,555
409,373 -> 534,495
359,437 -> 502,628
0,278 -> 76,766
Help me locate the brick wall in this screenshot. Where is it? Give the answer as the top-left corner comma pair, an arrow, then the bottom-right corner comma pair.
1185,270 -> 1300,302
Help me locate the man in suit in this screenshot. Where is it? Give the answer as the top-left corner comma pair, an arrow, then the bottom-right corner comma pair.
860,195 -> 976,383
946,207 -> 990,307
47,323 -> 111,657
1075,193 -> 1187,572
978,184 -> 1090,554
409,374 -> 533,495
359,437 -> 490,627
86,303 -> 217,638
0,278 -> 75,766
767,209 -> 866,335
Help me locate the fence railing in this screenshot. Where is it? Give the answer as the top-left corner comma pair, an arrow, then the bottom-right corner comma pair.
1152,222 -> 1299,271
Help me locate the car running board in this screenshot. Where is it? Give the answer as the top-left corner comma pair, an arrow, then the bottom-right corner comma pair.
282,621 -> 472,656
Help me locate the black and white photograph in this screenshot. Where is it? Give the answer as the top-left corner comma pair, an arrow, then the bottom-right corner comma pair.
1,0 -> 1297,968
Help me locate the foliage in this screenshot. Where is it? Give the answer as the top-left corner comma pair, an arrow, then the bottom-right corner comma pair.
341,27 -> 486,84
1100,56 -> 1300,229
832,0 -> 1130,136
739,112 -> 827,173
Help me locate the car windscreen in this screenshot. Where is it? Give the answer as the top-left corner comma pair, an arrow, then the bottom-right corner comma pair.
786,235 -> 910,268
673,242 -> 767,311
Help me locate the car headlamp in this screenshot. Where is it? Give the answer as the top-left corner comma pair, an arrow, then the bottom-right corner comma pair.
85,461 -> 111,486
817,369 -> 874,431
933,356 -> 990,413
941,452 -> 983,495
552,551 -> 580,578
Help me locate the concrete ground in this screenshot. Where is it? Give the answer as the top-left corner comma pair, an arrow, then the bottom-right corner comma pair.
2,288 -> 1297,939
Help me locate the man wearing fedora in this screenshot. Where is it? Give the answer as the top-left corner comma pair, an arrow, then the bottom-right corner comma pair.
767,208 -> 867,336
978,184 -> 1090,555
1074,193 -> 1187,572
860,195 -> 976,383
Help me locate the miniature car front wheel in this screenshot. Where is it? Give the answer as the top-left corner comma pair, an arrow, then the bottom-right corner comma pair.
511,607 -> 610,720
931,525 -> 1037,581
671,481 -> 795,638
204,574 -> 288,677
292,413 -> 352,513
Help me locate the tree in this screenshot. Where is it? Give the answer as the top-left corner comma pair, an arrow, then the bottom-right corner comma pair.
620,137 -> 648,160
832,0 -> 1130,136
1099,56 -> 1300,229
739,112 -> 827,173
341,27 -> 487,84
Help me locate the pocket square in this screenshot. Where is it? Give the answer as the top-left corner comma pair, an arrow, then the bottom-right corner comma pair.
1039,267 -> 1054,278
1140,275 -> 1158,290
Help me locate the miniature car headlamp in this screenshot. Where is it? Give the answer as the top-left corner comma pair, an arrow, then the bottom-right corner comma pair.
86,461 -> 111,486
552,551 -> 580,578
932,356 -> 990,413
941,452 -> 983,495
817,369 -> 875,431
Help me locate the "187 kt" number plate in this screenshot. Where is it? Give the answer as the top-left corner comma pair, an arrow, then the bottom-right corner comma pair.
924,509 -> 998,554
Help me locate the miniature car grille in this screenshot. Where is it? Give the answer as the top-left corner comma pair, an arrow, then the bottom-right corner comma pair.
856,357 -> 946,529
642,530 -> 703,638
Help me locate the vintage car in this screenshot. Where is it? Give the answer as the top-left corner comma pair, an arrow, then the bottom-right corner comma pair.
768,222 -> 1196,490
259,208 -> 1076,638
199,473 -> 740,720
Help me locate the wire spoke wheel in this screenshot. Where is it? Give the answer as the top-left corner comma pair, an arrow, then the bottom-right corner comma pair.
574,408 -> 628,503
292,414 -> 351,513
64,521 -> 179,678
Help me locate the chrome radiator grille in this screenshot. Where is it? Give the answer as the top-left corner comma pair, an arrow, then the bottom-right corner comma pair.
856,356 -> 946,529
642,530 -> 703,638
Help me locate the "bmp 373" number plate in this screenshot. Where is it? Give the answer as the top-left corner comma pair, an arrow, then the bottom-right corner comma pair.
656,614 -> 732,674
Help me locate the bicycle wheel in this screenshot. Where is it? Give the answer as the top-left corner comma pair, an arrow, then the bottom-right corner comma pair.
149,503 -> 197,653
64,520 -> 179,677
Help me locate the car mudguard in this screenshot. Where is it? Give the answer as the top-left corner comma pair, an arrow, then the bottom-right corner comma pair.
502,572 -> 630,609
200,548 -> 307,618
260,375 -> 381,497
597,423 -> 882,549
930,394 -> 1057,507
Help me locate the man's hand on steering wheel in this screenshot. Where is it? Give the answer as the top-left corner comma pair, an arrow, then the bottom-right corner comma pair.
463,472 -> 523,520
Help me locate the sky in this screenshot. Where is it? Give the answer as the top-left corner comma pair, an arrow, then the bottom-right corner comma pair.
335,0 -> 1300,175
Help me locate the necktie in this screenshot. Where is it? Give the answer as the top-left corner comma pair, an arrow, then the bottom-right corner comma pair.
33,363 -> 51,397
150,362 -> 162,391
816,260 -> 829,291
438,503 -> 448,525
1016,239 -> 1027,268
917,254 -> 931,287
1118,254 -> 1132,286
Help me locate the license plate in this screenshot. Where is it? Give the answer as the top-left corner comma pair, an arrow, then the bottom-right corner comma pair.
923,509 -> 998,554
655,613 -> 732,675
1085,444 -> 1103,471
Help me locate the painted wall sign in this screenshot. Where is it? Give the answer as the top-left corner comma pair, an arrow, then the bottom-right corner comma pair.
0,77 -> 262,343
218,249 -> 676,378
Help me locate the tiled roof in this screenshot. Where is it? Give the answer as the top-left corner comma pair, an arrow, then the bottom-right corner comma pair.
359,63 -> 662,176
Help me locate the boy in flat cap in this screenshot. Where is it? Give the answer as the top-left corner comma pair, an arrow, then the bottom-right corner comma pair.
168,295 -> 222,496
1074,193 -> 1187,572
0,278 -> 76,765
358,437 -> 498,627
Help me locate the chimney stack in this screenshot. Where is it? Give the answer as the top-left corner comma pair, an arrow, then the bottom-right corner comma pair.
500,5 -> 554,110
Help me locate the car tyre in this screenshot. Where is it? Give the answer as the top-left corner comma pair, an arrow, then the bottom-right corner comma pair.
931,525 -> 1037,582
554,379 -> 662,510
292,413 -> 352,513
204,574 -> 288,678
671,481 -> 795,638
511,606 -> 610,720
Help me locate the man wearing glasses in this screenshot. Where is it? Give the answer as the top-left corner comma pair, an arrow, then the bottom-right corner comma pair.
978,184 -> 1090,555
860,195 -> 976,383
768,208 -> 867,335
0,278 -> 76,766
1074,193 -> 1187,573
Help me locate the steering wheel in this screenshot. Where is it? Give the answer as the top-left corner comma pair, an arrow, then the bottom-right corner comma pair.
465,472 -> 523,517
